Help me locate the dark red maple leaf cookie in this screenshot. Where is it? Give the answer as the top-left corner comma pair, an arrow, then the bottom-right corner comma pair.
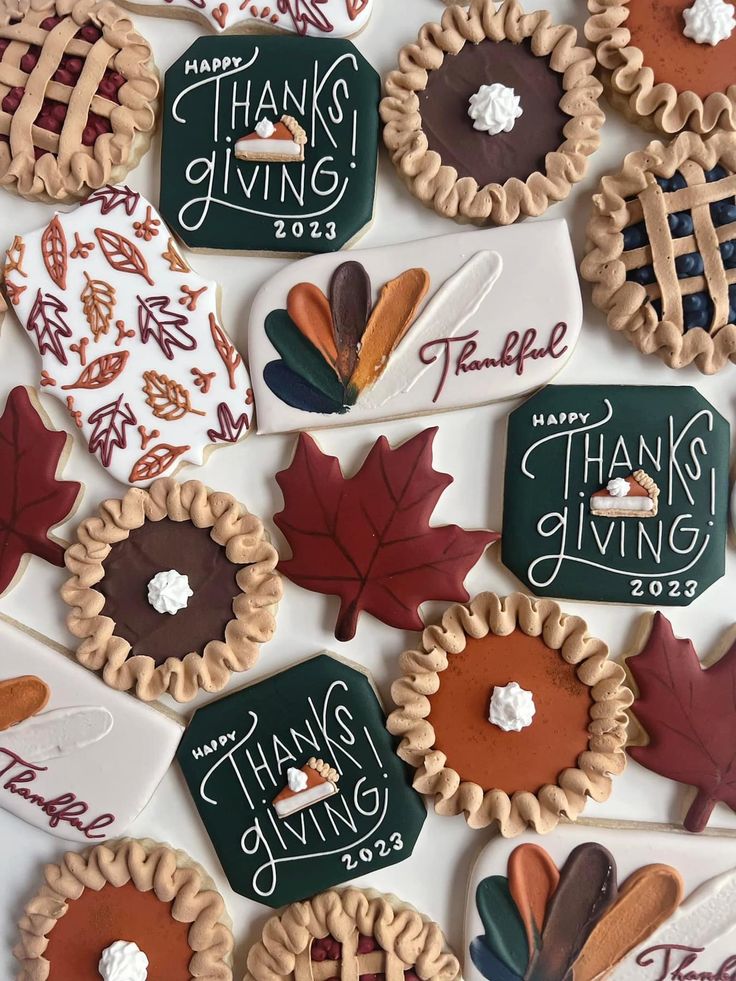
0,386 -> 82,595
627,612 -> 736,833
274,427 -> 500,641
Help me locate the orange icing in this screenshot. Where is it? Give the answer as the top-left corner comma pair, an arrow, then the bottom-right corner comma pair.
509,843 -> 560,960
43,881 -> 192,979
625,0 -> 736,98
0,675 -> 49,731
287,282 -> 338,364
426,631 -> 592,794
273,764 -> 329,804
243,121 -> 294,142
596,475 -> 648,499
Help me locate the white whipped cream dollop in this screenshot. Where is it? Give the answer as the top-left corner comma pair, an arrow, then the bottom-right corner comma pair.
468,82 -> 523,135
489,682 -> 536,732
255,117 -> 276,138
147,570 -> 193,615
683,0 -> 735,44
286,766 -> 308,792
98,940 -> 149,981
607,477 -> 631,498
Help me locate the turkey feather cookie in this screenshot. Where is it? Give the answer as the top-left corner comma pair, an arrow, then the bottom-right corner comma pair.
3,187 -> 253,485
0,0 -> 159,203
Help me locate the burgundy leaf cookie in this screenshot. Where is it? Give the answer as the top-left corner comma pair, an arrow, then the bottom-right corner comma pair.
275,427 -> 500,641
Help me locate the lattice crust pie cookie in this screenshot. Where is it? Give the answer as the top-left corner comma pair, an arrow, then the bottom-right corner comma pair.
61,477 -> 282,702
582,130 -> 736,373
245,888 -> 462,981
0,0 -> 159,202
380,0 -> 603,226
14,838 -> 234,981
388,592 -> 632,836
586,0 -> 736,135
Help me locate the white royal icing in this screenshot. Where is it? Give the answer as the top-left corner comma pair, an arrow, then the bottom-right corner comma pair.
683,0 -> 736,44
256,118 -> 276,138
99,940 -> 149,981
607,477 -> 631,498
117,0 -> 374,35
286,766 -> 309,792
147,570 -> 193,615
4,187 -> 252,486
235,137 -> 302,159
0,618 -> 182,842
468,83 -> 523,135
489,682 -> 536,732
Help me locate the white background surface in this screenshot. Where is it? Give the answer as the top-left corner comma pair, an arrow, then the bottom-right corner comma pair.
1,0 -> 735,978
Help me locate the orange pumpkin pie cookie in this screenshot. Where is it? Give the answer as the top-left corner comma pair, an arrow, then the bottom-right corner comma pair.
388,592 -> 632,836
14,837 -> 233,981
586,0 -> 736,134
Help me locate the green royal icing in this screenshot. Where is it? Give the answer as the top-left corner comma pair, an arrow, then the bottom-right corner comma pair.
476,876 -> 529,977
265,309 -> 347,408
160,37 -> 380,254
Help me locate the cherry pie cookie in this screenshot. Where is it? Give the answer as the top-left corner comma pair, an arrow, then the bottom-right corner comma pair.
583,130 -> 736,373
0,0 -> 159,202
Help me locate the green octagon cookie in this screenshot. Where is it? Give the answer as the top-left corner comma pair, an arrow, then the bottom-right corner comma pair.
160,36 -> 380,254
503,385 -> 730,606
177,653 -> 426,907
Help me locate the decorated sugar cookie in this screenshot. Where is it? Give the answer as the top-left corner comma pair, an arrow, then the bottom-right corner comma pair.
583,131 -> 736,373
0,0 -> 159,203
0,387 -> 81,597
15,838 -> 233,980
388,592 -> 632,835
275,429 -> 500,641
249,222 -> 582,433
177,652 -> 426,907
464,822 -> 736,981
0,615 -> 182,842
381,0 -> 603,225
118,0 -> 374,37
586,0 -> 736,134
62,478 -> 282,702
245,888 -> 461,981
160,36 -> 380,254
4,188 -> 253,485
502,385 -> 730,605
627,613 -> 736,834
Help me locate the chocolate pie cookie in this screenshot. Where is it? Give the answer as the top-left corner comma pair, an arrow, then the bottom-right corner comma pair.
381,0 -> 603,225
61,477 -> 282,702
0,0 -> 159,202
582,130 -> 736,372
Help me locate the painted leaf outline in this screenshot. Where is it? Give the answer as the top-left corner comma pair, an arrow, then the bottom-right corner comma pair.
87,394 -> 137,468
0,387 -> 80,594
27,289 -> 72,365
142,370 -> 204,420
41,215 -> 68,290
206,402 -> 250,443
95,228 -> 154,285
61,352 -> 130,391
628,612 -> 736,832
278,0 -> 333,33
138,295 -> 196,360
274,428 -> 500,641
83,184 -> 141,215
129,443 -> 190,483
81,273 -> 116,339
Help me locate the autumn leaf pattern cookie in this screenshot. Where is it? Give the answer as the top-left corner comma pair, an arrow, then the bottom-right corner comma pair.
3,187 -> 252,485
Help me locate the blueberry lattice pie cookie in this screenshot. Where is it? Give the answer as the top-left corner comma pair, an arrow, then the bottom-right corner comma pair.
582,130 -> 736,373
0,0 -> 159,202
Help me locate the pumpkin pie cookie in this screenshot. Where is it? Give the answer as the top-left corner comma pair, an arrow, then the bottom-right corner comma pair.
587,0 -> 736,135
0,0 -> 159,202
245,888 -> 461,981
381,0 -> 603,225
14,837 -> 233,981
388,592 -> 632,836
582,130 -> 736,373
61,477 -> 282,702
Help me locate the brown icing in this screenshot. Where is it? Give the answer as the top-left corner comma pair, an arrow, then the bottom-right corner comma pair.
625,0 -> 736,98
42,881 -> 192,980
0,676 -> 49,731
418,38 -> 568,187
97,517 -> 240,664
427,631 -> 592,794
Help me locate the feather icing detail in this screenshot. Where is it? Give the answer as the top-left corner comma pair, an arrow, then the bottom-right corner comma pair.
469,936 -> 522,981
329,261 -> 371,383
357,251 -> 503,408
265,310 -> 349,408
349,267 -> 430,395
508,844 -> 559,965
572,864 -> 683,981
476,876 -> 529,977
1,706 -> 113,762
264,361 -> 347,415
287,282 -> 338,367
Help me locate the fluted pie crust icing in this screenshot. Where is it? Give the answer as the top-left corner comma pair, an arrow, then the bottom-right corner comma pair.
388,592 -> 632,836
0,0 -> 159,201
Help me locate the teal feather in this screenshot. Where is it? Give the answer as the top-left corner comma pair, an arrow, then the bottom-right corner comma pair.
265,310 -> 353,408
476,876 -> 529,977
